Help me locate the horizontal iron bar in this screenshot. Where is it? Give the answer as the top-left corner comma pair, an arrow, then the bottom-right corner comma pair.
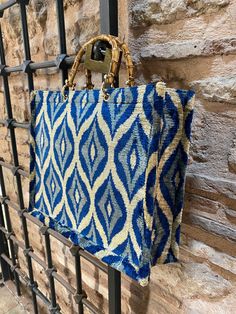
0,159 -> 28,178
0,228 -> 43,271
52,271 -> 74,294
4,198 -> 108,274
3,56 -> 75,75
0,119 -> 29,129
1,249 -> 101,314
46,227 -> 72,247
0,227 -> 78,306
79,249 -> 108,273
0,253 -> 56,311
28,215 -> 108,273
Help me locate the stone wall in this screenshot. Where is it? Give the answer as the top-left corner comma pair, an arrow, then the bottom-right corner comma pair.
0,0 -> 236,313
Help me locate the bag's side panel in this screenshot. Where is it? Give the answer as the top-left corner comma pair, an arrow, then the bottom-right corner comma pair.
134,82 -> 166,284
151,88 -> 195,266
166,90 -> 195,262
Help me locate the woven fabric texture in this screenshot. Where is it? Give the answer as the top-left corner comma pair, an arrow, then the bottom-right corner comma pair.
28,82 -> 195,286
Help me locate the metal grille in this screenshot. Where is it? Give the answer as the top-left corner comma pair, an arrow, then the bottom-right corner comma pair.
0,1 -> 121,313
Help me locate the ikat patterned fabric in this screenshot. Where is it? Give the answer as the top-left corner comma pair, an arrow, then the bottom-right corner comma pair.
28,82 -> 195,286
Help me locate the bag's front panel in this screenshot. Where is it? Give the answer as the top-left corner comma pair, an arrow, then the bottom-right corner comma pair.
29,84 -> 164,285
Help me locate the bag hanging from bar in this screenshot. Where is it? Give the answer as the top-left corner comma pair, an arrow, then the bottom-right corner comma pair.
28,34 -> 195,286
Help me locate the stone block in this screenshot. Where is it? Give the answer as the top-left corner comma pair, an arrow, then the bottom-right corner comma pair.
130,0 -> 230,28
186,173 -> 236,208
140,37 -> 236,61
191,76 -> 236,104
185,192 -> 220,214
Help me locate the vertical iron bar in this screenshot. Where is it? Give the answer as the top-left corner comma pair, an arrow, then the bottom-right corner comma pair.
0,230 -> 10,281
0,164 -> 21,294
56,0 -> 68,84
0,228 -> 11,281
108,266 -> 121,314
100,2 -> 121,313
43,232 -> 58,312
75,253 -> 84,314
0,24 -> 38,314
0,200 -> 11,282
99,0 -> 118,36
100,0 -> 119,88
19,1 -> 34,92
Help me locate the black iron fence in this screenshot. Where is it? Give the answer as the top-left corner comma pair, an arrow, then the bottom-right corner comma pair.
0,1 -> 121,313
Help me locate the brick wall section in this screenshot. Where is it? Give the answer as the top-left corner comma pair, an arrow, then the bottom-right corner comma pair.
0,0 -> 235,313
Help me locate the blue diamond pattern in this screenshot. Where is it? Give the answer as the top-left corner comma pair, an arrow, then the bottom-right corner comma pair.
44,161 -> 63,214
54,113 -> 74,177
66,165 -> 90,228
95,173 -> 126,245
114,117 -> 149,201
79,116 -> 108,187
35,113 -> 50,168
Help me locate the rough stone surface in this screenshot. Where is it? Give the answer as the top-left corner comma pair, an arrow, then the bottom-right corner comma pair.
225,208 -> 236,225
191,76 -> 236,104
184,239 -> 236,275
184,212 -> 236,240
130,0 -> 230,27
188,105 -> 236,181
30,0 -> 48,28
186,173 -> 236,208
141,38 -> 236,61
0,0 -> 236,313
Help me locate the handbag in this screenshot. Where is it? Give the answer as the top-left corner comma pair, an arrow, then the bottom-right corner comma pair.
28,34 -> 195,286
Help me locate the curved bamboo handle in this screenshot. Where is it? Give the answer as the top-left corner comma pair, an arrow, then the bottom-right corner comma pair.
62,35 -> 136,100
65,34 -> 120,89
85,37 -> 135,89
115,38 -> 135,87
